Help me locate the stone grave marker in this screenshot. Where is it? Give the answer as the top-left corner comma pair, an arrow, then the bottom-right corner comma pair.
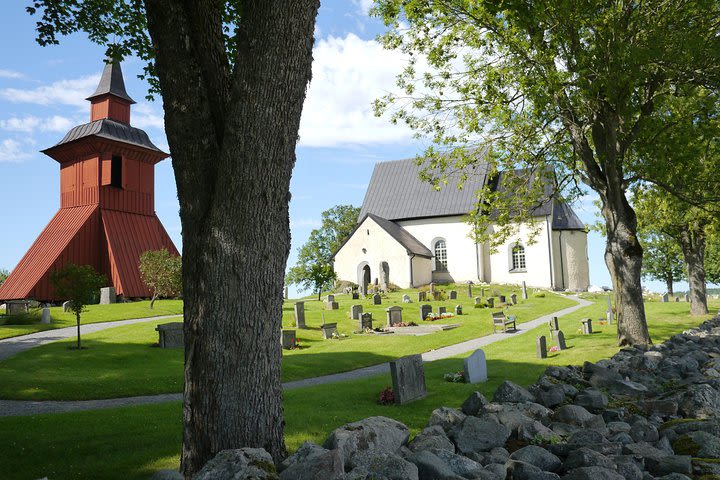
675,297 -> 680,302
325,301 -> 339,310
449,290 -> 457,300
420,304 -> 432,321
281,330 -> 297,349
463,349 -> 487,383
351,304 -> 363,320
432,291 -> 442,301
321,323 -> 338,339
360,312 -> 373,330
352,292 -> 360,300
499,295 -> 506,304
373,293 -> 382,305
467,283 -> 473,298
41,307 -> 51,324
100,287 -> 116,304
487,297 -> 495,308
510,293 -> 517,305
386,306 -> 403,326
284,286 -> 288,299
402,294 -> 412,304
685,293 -> 690,302
6,301 -> 28,315
326,294 -> 335,303
417,291 -> 427,302
607,294 -> 612,311
156,322 -> 183,348
607,310 -> 614,325
62,301 -> 71,313
474,297 -> 482,305
581,318 -> 593,334
537,335 -> 548,359
662,293 -> 669,303
549,316 -> 559,331
438,306 -> 446,315
294,302 -> 306,328
556,330 -> 567,350
429,283 -> 435,294
521,281 -> 528,300
480,287 -> 485,297
455,305 -> 462,315
390,354 -> 427,404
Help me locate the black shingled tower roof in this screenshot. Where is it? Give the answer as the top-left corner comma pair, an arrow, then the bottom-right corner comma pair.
86,60 -> 136,104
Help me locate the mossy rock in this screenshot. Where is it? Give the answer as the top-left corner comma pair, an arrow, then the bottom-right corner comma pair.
673,435 -> 701,456
660,417 -> 706,431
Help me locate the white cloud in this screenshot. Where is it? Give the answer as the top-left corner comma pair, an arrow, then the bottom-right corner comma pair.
0,74 -> 100,107
0,69 -> 25,79
0,115 -> 73,133
298,33 -> 414,147
0,139 -> 33,163
133,102 -> 165,130
290,218 -> 322,229
352,0 -> 374,14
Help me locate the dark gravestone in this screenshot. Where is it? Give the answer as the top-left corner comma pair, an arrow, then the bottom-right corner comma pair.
474,297 -> 482,305
418,291 -> 427,302
455,305 -> 462,315
281,330 -> 297,349
352,292 -> 360,300
351,304 -> 363,320
294,302 -> 306,329
480,287 -> 485,297
62,301 -> 71,313
449,290 -> 457,300
556,330 -> 567,350
537,335 -> 548,359
156,322 -> 184,348
402,294 -> 411,303
390,354 -> 427,404
467,283 -> 473,298
487,297 -> 495,308
685,293 -> 690,302
675,297 -> 680,302
499,295 -> 506,304
549,316 -> 559,331
325,301 -> 339,310
661,293 -> 669,303
438,306 -> 446,315
386,306 -> 403,326
521,281 -> 528,300
581,319 -> 593,334
420,304 -> 432,321
510,293 -> 517,305
360,312 -> 373,330
373,293 -> 382,305
326,294 -> 335,303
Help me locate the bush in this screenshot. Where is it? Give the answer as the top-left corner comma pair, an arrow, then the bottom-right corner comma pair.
334,280 -> 358,292
385,282 -> 401,293
377,387 -> 395,405
533,292 -> 546,298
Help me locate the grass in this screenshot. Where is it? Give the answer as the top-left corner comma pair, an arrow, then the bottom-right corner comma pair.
0,300 -> 184,340
0,295 -> 716,480
0,284 -> 574,400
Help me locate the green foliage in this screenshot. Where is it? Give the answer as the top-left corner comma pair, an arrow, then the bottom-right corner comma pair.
706,234 -> 720,286
286,205 -> 360,298
639,232 -> 685,293
138,249 -> 182,309
0,268 -> 8,287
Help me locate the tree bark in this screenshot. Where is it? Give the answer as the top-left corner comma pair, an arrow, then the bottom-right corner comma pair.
144,1 -> 319,476
665,276 -> 674,297
150,292 -> 157,310
678,230 -> 709,315
76,312 -> 81,350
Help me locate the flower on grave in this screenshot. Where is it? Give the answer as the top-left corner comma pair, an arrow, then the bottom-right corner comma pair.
377,386 -> 395,405
440,312 -> 454,318
425,312 -> 440,321
443,371 -> 466,383
549,345 -> 559,353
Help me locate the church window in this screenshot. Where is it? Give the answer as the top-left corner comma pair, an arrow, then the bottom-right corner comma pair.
110,155 -> 123,188
434,239 -> 447,272
511,244 -> 526,271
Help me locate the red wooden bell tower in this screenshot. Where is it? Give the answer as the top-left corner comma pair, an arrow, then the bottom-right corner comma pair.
0,61 -> 179,302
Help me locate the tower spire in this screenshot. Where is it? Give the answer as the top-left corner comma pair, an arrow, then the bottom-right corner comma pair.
86,59 -> 135,124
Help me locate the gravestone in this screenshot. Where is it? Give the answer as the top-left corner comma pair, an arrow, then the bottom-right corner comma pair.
41,307 -> 51,325
438,306 -> 446,315
390,354 -> 427,404
417,291 -> 427,302
480,288 -> 485,297
325,301 -> 339,310
537,335 -> 548,359
352,292 -> 360,300
556,330 -> 567,350
402,294 -> 412,304
429,283 -> 435,294
321,323 -> 338,339
420,304 -> 432,321
581,318 -> 593,335
549,316 -> 559,331
521,281 -> 528,300
685,293 -> 690,302
606,294 -> 612,311
360,312 -> 373,330
676,297 -> 680,302
467,283 -> 473,298
6,301 -> 28,315
351,304 -> 363,320
662,293 -> 669,303
449,290 -> 457,300
373,293 -> 382,305
100,287 -> 116,305
281,330 -> 297,349
326,294 -> 335,303
62,301 -> 71,313
432,291 -> 442,301
607,310 -> 614,325
499,295 -> 506,304
156,322 -> 183,348
487,297 -> 495,308
474,297 -> 482,305
463,349 -> 488,383
510,293 -> 517,305
455,305 -> 462,315
294,302 -> 306,329
386,306 -> 403,326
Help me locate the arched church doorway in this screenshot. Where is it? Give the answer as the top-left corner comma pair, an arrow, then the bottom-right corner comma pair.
357,262 -> 371,294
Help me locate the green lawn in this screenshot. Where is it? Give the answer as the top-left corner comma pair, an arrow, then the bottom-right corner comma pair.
0,300 -> 184,340
0,296 -> 715,480
0,284 -> 574,400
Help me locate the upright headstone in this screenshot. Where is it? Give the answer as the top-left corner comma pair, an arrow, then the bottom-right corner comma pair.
432,291 -> 442,301
661,293 -> 669,303
499,295 -> 506,304
325,301 -> 339,310
455,305 -> 462,315
675,297 -> 680,302
463,349 -> 488,383
607,310 -> 614,325
62,301 -> 71,313
360,312 -> 373,330
429,283 -> 435,294
386,306 -> 403,326
685,293 -> 690,302
581,319 -> 593,334
351,304 -> 363,320
556,330 -> 567,350
321,323 -> 338,339
467,283 -> 473,298
284,286 -> 288,300
474,297 -> 482,305
294,302 -> 306,329
326,294 -> 335,303
41,307 -> 51,324
438,306 -> 446,315
537,335 -> 548,359
480,287 -> 485,297
100,287 -> 116,305
521,281 -> 528,300
420,304 -> 432,321
6,301 -> 28,315
418,291 -> 427,302
402,294 -> 412,304
373,293 -> 382,305
281,330 -> 297,349
352,292 -> 360,300
487,297 -> 495,308
390,354 -> 427,404
606,294 -> 612,311
156,322 -> 184,348
549,316 -> 559,331
449,290 -> 457,300
510,293 -> 517,305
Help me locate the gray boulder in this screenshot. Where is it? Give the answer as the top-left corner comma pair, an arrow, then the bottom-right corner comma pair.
552,405 -> 606,430
407,450 -> 462,480
150,470 -> 183,480
428,407 -> 467,434
563,447 -> 615,471
672,431 -> 720,458
644,456 -> 692,477
509,445 -> 561,472
562,466 -> 624,480
614,461 -> 643,480
629,421 -> 659,443
574,389 -> 608,413
567,429 -> 606,445
534,385 -> 566,408
461,392 -> 490,416
493,381 -> 535,403
324,416 -> 410,468
279,442 -> 344,480
655,475 -> 691,480
352,451 -> 419,480
430,448 -> 486,478
451,416 -> 511,454
505,460 -> 543,480
408,426 -> 454,453
622,442 -> 666,460
484,462 -> 506,479
193,448 -> 277,480
678,383 -> 720,419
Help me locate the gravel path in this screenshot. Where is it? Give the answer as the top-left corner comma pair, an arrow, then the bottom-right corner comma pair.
0,295 -> 592,417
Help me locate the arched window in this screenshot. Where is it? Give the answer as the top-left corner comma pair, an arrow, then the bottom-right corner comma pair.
511,244 -> 526,271
434,239 -> 448,272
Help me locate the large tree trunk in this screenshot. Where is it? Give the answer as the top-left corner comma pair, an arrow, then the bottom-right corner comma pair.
678,230 -> 709,315
665,276 -> 674,297
144,1 -> 319,477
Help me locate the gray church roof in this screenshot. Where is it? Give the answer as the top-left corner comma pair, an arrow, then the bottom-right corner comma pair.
551,200 -> 586,231
44,118 -> 164,153
366,214 -> 433,257
86,60 -> 136,104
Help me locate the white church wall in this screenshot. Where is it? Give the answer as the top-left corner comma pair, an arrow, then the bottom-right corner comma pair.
487,218 -> 554,288
334,216 -> 413,288
552,230 -> 590,291
398,216 -> 481,284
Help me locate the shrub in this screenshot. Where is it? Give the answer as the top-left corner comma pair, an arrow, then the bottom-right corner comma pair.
385,282 -> 401,293
533,292 -> 546,298
443,371 -> 466,383
377,387 -> 395,405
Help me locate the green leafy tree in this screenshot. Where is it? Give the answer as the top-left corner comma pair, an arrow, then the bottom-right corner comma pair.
50,264 -> 106,350
706,234 -> 720,286
639,233 -> 684,296
373,0 -> 720,345
286,205 -> 360,300
139,249 -> 182,309
0,269 -> 8,288
27,0 -> 320,473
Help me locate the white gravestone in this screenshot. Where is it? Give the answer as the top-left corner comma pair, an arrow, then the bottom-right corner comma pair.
463,349 -> 488,384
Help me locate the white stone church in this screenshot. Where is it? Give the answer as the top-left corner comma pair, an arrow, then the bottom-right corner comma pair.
333,158 -> 590,292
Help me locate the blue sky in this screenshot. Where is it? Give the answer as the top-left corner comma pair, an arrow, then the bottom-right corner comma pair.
0,2 -> 680,297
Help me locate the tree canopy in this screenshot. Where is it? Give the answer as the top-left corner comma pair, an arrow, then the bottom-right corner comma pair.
638,232 -> 684,297
139,249 -> 182,309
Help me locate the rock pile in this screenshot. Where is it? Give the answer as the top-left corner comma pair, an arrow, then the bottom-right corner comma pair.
162,316 -> 720,479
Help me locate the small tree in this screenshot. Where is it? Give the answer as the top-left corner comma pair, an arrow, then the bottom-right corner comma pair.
51,264 -> 106,349
0,269 -> 8,287
139,249 -> 182,309
639,233 -> 685,296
